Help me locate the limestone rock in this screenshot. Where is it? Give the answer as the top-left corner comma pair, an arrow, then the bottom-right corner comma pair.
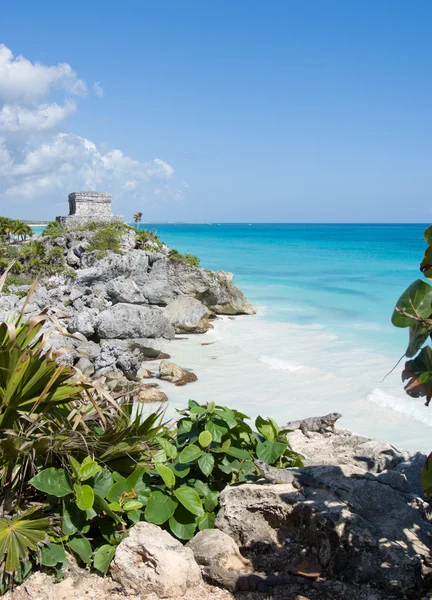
216,465 -> 432,597
95,303 -> 175,340
138,387 -> 168,402
111,522 -> 202,597
159,359 -> 198,386
106,276 -> 147,304
67,309 -> 97,337
164,296 -> 212,333
187,529 -> 251,571
137,365 -> 154,379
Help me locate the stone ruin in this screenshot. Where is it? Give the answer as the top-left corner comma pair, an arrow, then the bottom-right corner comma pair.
56,191 -> 124,227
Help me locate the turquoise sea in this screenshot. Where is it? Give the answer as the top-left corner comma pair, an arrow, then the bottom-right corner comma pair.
33,223 -> 432,450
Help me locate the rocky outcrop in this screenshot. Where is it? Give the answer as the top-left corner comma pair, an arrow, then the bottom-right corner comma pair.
0,225 -> 254,394
164,296 -> 212,333
216,430 -> 431,599
95,303 -> 175,340
110,522 -> 202,597
159,359 -> 198,386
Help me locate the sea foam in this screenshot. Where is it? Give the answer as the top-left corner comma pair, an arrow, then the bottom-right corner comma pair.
366,388 -> 432,427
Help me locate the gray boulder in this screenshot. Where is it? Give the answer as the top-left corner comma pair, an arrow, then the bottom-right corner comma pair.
67,309 -> 97,337
106,276 -> 147,304
164,296 -> 212,333
111,522 -> 202,597
95,304 -> 174,340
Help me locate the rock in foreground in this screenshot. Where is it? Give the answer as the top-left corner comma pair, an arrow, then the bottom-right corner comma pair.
216,430 -> 430,598
110,522 -> 202,597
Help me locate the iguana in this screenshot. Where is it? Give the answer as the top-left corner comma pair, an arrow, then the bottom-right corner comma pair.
254,459 -> 353,508
284,412 -> 342,438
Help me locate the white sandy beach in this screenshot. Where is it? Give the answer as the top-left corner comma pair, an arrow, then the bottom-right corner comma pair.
149,314 -> 432,454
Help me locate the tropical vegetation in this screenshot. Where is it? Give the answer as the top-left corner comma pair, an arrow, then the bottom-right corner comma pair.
0,269 -> 302,592
392,224 -> 432,494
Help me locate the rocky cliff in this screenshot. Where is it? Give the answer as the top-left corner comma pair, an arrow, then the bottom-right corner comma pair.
0,224 -> 255,393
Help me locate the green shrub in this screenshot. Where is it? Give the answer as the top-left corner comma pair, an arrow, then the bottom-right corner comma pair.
42,221 -> 65,237
136,229 -> 164,251
88,223 -> 129,258
168,249 -> 200,267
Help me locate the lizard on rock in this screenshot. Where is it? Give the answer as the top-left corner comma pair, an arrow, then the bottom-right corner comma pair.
284,412 -> 342,438
254,459 -> 353,508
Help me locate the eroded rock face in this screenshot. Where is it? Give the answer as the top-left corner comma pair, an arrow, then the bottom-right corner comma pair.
164,296 -> 212,333
216,431 -> 431,599
110,522 -> 202,597
95,303 -> 175,340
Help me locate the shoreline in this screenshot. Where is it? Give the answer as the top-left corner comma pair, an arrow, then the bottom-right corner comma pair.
153,314 -> 431,454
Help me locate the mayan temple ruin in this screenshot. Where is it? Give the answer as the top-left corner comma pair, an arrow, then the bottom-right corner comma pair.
56,191 -> 124,227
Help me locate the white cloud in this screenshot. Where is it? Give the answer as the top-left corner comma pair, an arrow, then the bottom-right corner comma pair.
2,133 -> 176,201
0,45 -> 186,217
0,44 -> 86,103
0,99 -> 76,132
93,81 -> 104,97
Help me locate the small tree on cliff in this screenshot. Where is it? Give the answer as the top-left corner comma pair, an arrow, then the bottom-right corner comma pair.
133,211 -> 143,228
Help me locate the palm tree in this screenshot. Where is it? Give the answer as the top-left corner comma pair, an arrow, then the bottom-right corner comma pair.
133,212 -> 143,229
11,220 -> 33,242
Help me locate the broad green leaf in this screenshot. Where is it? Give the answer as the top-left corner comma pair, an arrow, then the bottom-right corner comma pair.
153,449 -> 167,464
78,457 -> 102,482
108,502 -> 122,512
127,509 -> 142,523
392,279 -> 432,327
156,437 -> 178,460
194,480 -> 211,497
198,453 -> 215,476
207,401 -> 215,412
204,491 -> 219,512
174,486 -> 204,516
93,544 -> 115,573
406,322 -> 431,358
179,445 -> 202,463
167,462 -> 190,478
420,246 -> 432,279
67,537 -> 92,565
169,506 -> 197,540
179,419 -> 193,432
198,431 -> 212,447
422,452 -> 432,496
62,501 -> 85,536
68,456 -> 81,479
224,447 -> 251,460
190,406 -> 206,414
92,470 -> 114,498
205,419 -> 228,442
145,491 -> 177,524
106,480 -> 129,503
155,463 -> 176,489
424,225 -> 432,246
41,543 -> 66,567
126,467 -> 149,494
402,346 -> 432,402
197,512 -> 215,531
93,495 -> 122,523
74,484 -> 94,511
255,416 -> 275,441
124,500 -> 143,511
30,468 -> 73,498
256,440 -> 288,464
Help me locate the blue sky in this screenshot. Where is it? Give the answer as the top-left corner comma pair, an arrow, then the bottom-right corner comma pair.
0,1 -> 430,222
